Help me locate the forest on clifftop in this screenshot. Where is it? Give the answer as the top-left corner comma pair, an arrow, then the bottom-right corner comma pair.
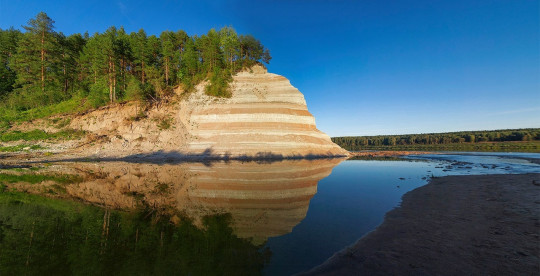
0,12 -> 271,124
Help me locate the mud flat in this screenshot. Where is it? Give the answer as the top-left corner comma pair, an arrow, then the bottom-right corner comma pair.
300,173 -> 540,275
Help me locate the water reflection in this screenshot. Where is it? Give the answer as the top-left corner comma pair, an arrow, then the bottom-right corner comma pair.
3,154 -> 536,274
0,194 -> 269,275
1,159 -> 344,246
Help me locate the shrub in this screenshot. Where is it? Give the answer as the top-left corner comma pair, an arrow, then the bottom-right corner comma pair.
87,78 -> 109,108
125,77 -> 144,101
157,117 -> 173,130
205,68 -> 232,98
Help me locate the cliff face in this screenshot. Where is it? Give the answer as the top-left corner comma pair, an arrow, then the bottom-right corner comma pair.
66,66 -> 347,159
182,66 -> 347,158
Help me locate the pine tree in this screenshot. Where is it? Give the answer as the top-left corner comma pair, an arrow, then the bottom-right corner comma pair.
57,32 -> 85,95
160,31 -> 177,86
219,27 -> 239,71
197,29 -> 223,73
179,38 -> 199,89
103,27 -> 119,102
11,12 -> 62,107
116,27 -> 132,92
130,29 -> 149,85
80,33 -> 107,85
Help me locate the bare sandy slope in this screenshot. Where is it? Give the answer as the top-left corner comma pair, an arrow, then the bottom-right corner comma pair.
300,173 -> 540,275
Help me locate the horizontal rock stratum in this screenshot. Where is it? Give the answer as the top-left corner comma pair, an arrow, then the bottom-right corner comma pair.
61,65 -> 348,159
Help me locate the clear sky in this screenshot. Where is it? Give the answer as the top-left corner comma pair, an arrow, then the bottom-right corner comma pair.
1,0 -> 539,136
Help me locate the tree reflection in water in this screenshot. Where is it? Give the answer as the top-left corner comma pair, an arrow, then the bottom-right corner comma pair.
0,192 -> 270,275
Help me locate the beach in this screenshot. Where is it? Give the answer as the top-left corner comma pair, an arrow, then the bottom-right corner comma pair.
301,173 -> 540,275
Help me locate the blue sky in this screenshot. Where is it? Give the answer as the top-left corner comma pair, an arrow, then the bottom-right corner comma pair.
1,0 -> 538,136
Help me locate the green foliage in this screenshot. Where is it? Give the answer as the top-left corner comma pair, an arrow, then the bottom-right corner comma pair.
0,172 -> 81,184
0,144 -> 45,152
332,128 -> 540,152
0,65 -> 17,95
10,12 -> 64,107
178,38 -> 200,91
159,31 -> 178,85
50,117 -> 71,128
343,141 -> 540,153
157,117 -> 172,130
239,34 -> 270,67
0,28 -> 21,96
87,77 -> 109,108
0,96 -> 87,123
124,76 -> 144,101
0,129 -> 85,142
205,67 -> 233,97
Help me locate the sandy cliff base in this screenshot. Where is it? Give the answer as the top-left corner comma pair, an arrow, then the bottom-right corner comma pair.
301,173 -> 540,275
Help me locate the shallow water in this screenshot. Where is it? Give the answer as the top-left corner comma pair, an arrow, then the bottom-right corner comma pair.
0,153 -> 538,275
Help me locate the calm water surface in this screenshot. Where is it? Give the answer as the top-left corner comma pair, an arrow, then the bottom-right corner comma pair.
0,153 -> 538,275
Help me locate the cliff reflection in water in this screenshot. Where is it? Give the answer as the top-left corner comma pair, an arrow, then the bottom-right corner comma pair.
29,158 -> 342,243
0,158 -> 343,273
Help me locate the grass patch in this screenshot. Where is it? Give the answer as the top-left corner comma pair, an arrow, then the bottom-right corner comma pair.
5,166 -> 42,172
0,144 -> 45,152
0,129 -> 86,142
157,117 -> 173,130
0,172 -> 82,185
49,118 -> 71,128
0,96 -> 91,123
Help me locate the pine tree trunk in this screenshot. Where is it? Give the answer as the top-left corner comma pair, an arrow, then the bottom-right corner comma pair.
142,60 -> 145,85
41,31 -> 45,93
63,53 -> 68,93
109,56 -> 113,103
240,47 -> 244,67
122,57 -> 126,91
165,57 -> 169,85
113,61 -> 116,102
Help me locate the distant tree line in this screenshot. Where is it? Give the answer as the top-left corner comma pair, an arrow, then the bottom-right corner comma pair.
0,12 -> 271,113
332,129 -> 540,150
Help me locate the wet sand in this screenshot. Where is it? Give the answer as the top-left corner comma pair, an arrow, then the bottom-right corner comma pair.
300,173 -> 540,275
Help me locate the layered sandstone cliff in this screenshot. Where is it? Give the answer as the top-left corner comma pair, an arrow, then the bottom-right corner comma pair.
61,66 -> 347,159
181,66 -> 347,158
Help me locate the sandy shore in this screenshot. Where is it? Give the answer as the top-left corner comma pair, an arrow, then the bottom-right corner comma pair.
300,173 -> 540,275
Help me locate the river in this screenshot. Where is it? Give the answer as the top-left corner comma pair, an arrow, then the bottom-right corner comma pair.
0,153 -> 538,275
